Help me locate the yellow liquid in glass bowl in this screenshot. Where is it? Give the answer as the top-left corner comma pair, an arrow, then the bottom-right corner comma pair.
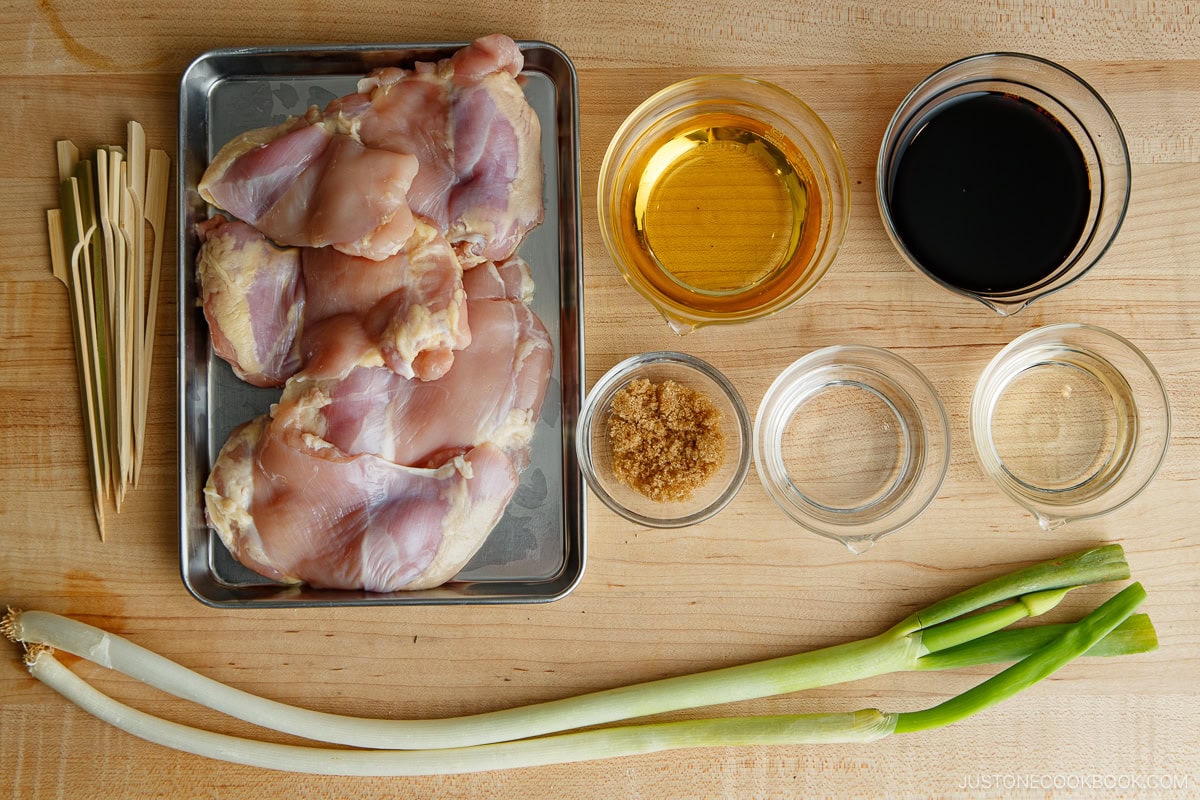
616,111 -> 823,316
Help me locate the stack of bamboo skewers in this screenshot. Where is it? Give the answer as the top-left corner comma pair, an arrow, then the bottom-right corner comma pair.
46,122 -> 170,541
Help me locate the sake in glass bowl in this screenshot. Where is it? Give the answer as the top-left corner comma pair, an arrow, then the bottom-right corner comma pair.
598,75 -> 851,334
576,352 -> 752,528
970,323 -> 1171,530
754,345 -> 951,552
877,53 -> 1130,316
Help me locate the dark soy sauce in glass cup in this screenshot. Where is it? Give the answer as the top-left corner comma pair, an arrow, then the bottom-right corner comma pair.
876,53 -> 1131,316
888,92 -> 1091,294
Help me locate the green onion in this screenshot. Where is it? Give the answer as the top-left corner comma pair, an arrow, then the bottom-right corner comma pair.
896,581 -> 1147,733
915,613 -> 1156,671
2,544 -> 1149,752
14,581 -> 1146,776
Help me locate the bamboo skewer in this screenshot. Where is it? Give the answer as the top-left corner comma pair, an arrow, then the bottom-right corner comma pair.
49,125 -> 168,539
73,158 -> 111,501
55,141 -> 107,538
49,169 -> 107,541
66,185 -> 107,542
108,152 -> 132,507
94,149 -> 121,501
136,149 -> 170,484
119,173 -> 139,500
126,123 -> 148,487
48,209 -> 104,538
104,150 -> 125,506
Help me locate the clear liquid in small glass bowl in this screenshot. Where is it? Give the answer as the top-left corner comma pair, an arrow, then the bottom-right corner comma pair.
754,345 -> 951,553
971,323 -> 1171,529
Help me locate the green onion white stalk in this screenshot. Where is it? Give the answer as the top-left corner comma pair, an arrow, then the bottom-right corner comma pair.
3,544 -> 1151,753
12,581 -> 1147,776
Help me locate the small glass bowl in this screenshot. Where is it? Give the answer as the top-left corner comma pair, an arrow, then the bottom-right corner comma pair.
877,53 -> 1130,316
576,352 -> 752,528
754,345 -> 951,552
598,75 -> 850,334
970,323 -> 1171,530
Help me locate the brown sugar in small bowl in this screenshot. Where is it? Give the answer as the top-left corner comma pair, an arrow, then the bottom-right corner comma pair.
576,352 -> 752,528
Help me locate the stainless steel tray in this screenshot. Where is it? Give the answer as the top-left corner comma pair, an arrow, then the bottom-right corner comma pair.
177,41 -> 585,607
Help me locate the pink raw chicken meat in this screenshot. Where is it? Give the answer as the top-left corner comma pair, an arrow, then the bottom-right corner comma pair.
204,417 -> 519,592
461,256 -> 535,304
198,114 -> 419,261
276,268 -> 552,470
326,34 -> 544,264
299,222 -> 470,381
204,263 -> 553,592
195,217 -> 304,388
199,34 -> 555,592
195,217 -> 469,386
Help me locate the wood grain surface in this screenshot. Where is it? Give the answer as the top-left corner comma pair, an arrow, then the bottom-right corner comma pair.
2,2 -> 1198,798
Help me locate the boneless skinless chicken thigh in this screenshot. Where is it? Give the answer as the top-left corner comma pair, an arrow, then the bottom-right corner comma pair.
199,35 -> 554,592
276,265 -> 552,470
199,34 -> 542,265
327,34 -> 544,264
206,418 -> 522,592
198,116 -> 420,261
196,217 -> 469,386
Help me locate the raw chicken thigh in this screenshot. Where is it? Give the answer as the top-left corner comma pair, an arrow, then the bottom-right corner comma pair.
461,256 -> 535,304
276,287 -> 553,469
199,34 -> 541,266
196,217 -> 469,386
196,218 -> 304,388
205,417 -> 519,592
199,115 -> 419,261
204,255 -> 552,591
325,33 -> 544,264
299,222 -> 469,381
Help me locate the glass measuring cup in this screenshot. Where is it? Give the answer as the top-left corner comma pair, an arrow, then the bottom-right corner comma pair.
877,53 -> 1131,315
970,324 -> 1171,530
598,75 -> 850,334
754,345 -> 951,553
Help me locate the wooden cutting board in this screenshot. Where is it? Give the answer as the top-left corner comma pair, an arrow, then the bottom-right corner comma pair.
1,2 -> 1197,797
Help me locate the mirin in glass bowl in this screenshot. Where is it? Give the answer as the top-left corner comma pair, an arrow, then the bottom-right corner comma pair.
970,323 -> 1170,530
599,75 -> 851,334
